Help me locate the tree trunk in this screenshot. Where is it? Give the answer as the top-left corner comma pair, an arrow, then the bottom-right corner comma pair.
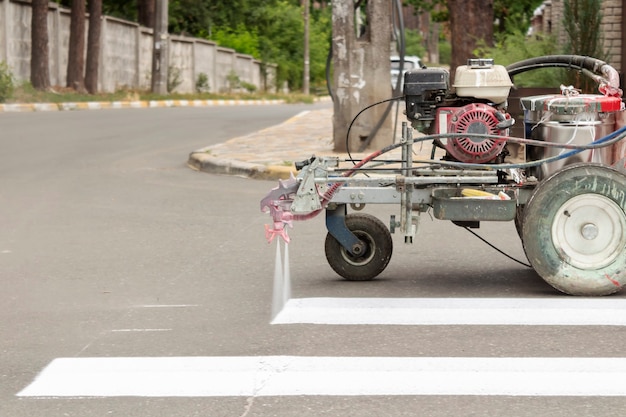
138,0 -> 156,28
85,0 -> 102,94
67,0 -> 86,91
30,0 -> 50,90
447,0 -> 494,82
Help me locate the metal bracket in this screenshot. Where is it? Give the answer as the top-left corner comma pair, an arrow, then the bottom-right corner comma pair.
291,159 -> 323,214
325,205 -> 364,256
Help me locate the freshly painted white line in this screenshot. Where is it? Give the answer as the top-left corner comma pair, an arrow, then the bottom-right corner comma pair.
136,304 -> 199,308
271,297 -> 626,325
110,329 -> 172,332
16,356 -> 626,397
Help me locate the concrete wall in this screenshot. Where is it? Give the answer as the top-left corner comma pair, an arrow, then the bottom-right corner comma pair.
0,0 -> 276,93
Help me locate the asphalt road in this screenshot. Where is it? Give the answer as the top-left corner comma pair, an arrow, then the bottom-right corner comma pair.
1,104 -> 626,417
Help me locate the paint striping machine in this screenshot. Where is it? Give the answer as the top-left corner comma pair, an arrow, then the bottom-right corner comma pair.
260,55 -> 626,296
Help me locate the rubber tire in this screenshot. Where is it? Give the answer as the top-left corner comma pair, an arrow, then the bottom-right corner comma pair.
325,213 -> 393,281
522,163 -> 626,296
514,204 -> 524,240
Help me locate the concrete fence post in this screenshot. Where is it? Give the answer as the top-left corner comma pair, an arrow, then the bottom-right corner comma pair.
1,0 -> 9,64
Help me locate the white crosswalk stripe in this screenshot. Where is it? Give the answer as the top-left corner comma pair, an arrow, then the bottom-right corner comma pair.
271,297 -> 626,325
17,297 -> 626,397
17,356 -> 626,397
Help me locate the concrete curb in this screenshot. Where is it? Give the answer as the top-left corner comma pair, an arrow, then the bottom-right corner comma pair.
187,152 -> 296,181
0,98 -> 287,112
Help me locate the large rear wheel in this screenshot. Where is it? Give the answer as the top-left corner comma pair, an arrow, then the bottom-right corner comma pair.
325,213 -> 393,281
522,163 -> 626,295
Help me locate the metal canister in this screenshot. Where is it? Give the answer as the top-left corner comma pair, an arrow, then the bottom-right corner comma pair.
521,94 -> 622,179
614,109 -> 626,163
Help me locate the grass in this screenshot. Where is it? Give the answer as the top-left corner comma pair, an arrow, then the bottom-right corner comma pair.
6,82 -> 319,105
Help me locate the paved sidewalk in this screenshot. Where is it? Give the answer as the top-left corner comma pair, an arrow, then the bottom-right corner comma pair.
187,107 -> 439,180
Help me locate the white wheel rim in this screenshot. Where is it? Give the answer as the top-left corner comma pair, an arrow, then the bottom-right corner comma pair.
552,194 -> 626,269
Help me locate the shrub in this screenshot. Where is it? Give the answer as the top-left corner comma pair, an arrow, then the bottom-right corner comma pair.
226,70 -> 240,93
167,65 -> 183,93
0,62 -> 15,102
241,81 -> 257,93
195,72 -> 210,93
474,31 -> 561,87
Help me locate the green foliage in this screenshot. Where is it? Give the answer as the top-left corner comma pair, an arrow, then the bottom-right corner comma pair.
403,0 -> 446,15
405,0 -> 544,36
307,6 -> 332,90
254,2 -> 307,91
85,0 -> 137,21
438,39 -> 451,66
169,0 -> 211,36
167,65 -> 182,93
195,72 -> 210,93
214,0 -> 330,92
0,62 -> 15,102
212,25 -> 260,57
404,29 -> 427,58
241,81 -> 257,93
475,30 -> 561,87
563,0 -> 605,57
226,70 -> 240,93
562,0 -> 607,92
210,1 -> 330,92
493,0 -> 545,35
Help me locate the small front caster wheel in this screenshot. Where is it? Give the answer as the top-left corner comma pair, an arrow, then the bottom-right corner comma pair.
522,163 -> 626,296
325,213 -> 393,281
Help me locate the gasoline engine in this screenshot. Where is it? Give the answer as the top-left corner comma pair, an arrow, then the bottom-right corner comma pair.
404,59 -> 515,164
403,58 -> 624,175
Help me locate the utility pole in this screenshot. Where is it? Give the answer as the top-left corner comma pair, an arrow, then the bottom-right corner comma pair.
151,0 -> 169,94
331,0 -> 392,152
303,0 -> 310,95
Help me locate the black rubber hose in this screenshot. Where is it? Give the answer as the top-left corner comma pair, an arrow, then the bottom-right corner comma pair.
505,55 -> 606,77
505,55 -> 621,95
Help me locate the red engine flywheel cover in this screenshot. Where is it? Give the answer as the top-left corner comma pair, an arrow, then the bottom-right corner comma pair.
439,103 -> 507,163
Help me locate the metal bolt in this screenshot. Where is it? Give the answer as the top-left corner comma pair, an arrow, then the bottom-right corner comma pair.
581,223 -> 599,240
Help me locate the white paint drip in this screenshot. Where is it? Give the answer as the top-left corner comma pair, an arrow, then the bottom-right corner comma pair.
271,240 -> 291,321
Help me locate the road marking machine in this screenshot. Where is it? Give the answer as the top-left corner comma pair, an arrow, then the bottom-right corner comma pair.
261,55 -> 626,296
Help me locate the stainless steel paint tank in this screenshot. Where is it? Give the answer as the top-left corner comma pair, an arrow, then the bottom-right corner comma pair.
521,94 -> 622,179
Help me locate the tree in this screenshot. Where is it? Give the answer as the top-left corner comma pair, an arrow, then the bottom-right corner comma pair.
405,0 -> 543,77
493,0 -> 546,36
447,0 -> 494,75
169,0 -> 212,36
404,0 -> 493,78
67,0 -> 86,91
138,0 -> 155,27
85,0 -> 103,93
30,0 -> 51,90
